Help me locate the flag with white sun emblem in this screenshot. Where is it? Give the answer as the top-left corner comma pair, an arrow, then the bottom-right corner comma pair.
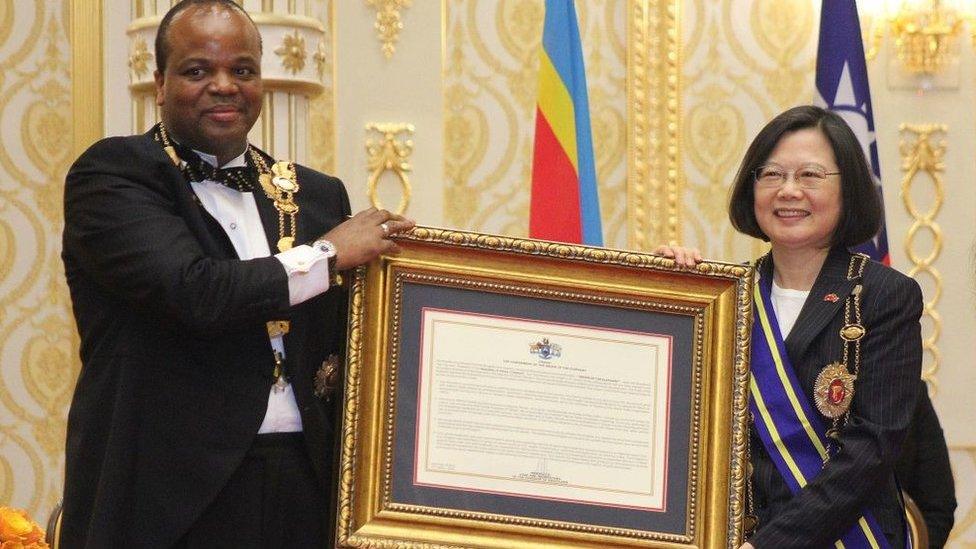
814,0 -> 890,265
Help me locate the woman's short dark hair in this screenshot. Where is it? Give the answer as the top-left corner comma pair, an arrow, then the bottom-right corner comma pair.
727,105 -> 882,248
155,0 -> 261,74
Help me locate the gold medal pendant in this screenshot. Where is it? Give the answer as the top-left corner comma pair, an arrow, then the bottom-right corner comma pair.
276,236 -> 294,251
259,173 -> 276,196
814,362 -> 856,418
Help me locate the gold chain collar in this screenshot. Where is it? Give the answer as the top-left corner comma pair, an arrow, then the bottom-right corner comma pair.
155,124 -> 300,253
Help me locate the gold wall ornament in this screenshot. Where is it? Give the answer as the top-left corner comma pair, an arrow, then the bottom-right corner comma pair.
861,0 -> 972,74
128,37 -> 152,79
313,38 -> 328,81
275,30 -> 308,74
365,0 -> 411,59
890,0 -> 965,75
365,123 -> 413,215
899,123 -> 947,393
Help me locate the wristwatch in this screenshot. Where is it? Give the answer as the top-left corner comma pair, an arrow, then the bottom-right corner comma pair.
312,238 -> 340,284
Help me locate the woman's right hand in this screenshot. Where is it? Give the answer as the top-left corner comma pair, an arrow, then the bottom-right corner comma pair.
653,244 -> 703,268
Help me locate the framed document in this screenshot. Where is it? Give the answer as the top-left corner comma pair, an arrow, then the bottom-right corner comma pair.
335,227 -> 754,549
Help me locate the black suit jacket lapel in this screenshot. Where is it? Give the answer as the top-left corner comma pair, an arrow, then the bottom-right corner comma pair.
784,247 -> 856,360
247,147 -> 286,254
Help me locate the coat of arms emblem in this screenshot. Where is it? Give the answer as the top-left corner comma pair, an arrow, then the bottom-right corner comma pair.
529,338 -> 561,360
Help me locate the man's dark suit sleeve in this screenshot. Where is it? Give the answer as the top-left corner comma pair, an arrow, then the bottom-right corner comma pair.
751,269 -> 923,548
896,385 -> 956,548
64,137 -> 291,334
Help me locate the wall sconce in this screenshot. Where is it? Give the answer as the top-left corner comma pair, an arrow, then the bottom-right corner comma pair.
862,0 -> 973,77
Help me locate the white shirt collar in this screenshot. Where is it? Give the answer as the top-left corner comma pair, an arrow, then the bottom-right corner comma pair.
194,147 -> 248,169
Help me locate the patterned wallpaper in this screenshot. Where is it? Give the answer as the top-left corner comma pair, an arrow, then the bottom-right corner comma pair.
680,0 -> 817,261
0,0 -> 76,518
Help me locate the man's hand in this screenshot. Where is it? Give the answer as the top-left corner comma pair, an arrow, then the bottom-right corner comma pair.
321,208 -> 415,271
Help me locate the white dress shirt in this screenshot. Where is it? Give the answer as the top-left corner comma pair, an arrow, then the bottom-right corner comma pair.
189,149 -> 333,433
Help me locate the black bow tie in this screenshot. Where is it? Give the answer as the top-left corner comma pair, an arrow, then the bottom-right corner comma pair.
196,161 -> 255,192
169,141 -> 257,192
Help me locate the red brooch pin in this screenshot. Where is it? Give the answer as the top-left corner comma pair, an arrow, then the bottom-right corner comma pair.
823,293 -> 839,303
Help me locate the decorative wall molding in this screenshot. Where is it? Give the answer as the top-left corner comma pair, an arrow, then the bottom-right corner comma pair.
275,30 -> 308,74
898,123 -> 946,393
127,38 -> 152,80
628,0 -> 682,251
365,0 -> 412,59
365,123 -> 414,215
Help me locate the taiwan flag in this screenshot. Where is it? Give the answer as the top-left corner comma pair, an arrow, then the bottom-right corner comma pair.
815,0 -> 890,264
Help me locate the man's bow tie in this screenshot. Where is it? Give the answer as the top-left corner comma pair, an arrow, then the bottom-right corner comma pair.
170,142 -> 257,192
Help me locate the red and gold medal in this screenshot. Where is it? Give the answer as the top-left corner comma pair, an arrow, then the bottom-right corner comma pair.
813,361 -> 856,419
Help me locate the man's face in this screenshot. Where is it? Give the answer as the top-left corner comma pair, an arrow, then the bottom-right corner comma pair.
154,6 -> 262,164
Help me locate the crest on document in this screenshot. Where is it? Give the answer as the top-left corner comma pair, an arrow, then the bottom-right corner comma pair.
529,338 -> 561,360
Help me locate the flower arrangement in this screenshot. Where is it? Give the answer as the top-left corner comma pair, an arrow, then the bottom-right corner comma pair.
0,507 -> 48,549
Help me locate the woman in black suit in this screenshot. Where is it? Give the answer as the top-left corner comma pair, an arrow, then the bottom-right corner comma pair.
660,105 -> 922,548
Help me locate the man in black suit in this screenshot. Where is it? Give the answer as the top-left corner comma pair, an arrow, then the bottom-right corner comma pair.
60,1 -> 412,546
896,382 -> 956,548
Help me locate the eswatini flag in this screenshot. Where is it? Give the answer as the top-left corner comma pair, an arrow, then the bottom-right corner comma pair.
529,0 -> 602,246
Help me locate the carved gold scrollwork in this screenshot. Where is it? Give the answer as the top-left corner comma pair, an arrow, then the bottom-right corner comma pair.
365,123 -> 414,215
899,123 -> 946,393
274,30 -> 307,74
365,0 -> 411,59
128,37 -> 152,79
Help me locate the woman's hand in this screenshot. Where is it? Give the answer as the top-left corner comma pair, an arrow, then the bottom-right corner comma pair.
653,244 -> 703,268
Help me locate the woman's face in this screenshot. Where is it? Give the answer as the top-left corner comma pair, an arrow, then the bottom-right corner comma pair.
753,128 -> 842,253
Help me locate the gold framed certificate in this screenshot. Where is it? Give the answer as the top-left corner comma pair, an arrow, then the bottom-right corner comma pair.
335,227 -> 754,548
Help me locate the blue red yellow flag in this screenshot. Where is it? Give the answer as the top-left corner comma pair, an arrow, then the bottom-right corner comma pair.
815,0 -> 890,264
529,0 -> 602,245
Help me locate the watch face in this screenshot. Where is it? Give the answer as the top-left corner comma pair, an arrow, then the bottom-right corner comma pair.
316,239 -> 336,256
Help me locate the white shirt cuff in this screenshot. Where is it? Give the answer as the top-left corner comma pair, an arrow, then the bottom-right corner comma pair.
276,244 -> 331,306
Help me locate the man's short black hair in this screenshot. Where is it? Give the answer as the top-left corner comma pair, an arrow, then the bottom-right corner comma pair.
155,0 -> 261,74
727,105 -> 882,248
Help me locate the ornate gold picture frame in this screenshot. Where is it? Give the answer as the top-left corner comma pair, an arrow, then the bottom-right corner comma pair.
336,226 -> 753,548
